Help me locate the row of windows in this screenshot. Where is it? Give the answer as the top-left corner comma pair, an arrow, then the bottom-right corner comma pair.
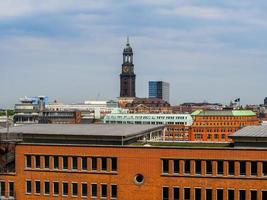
0,181 -> 14,198
25,180 -> 117,199
162,187 -> 266,200
162,159 -> 267,177
200,116 -> 256,120
193,128 -> 238,132
25,155 -> 117,172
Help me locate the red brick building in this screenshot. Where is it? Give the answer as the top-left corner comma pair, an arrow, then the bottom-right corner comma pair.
1,124 -> 267,200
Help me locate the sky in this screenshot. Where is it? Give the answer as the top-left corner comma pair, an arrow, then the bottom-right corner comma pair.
0,0 -> 267,108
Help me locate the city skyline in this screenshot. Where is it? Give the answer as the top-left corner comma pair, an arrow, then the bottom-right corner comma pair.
1,0 -> 267,108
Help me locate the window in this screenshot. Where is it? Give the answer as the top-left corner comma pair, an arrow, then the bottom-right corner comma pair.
0,182 -> 5,197
9,182 -> 14,197
251,190 -> 257,200
44,156 -> 50,169
195,160 -> 201,175
111,185 -> 117,199
72,183 -> 78,196
81,183 -> 88,197
53,156 -> 59,169
184,160 -> 191,174
101,158 -> 107,171
162,187 -> 169,200
53,182 -> 59,196
228,161 -> 235,175
35,155 -> 40,168
63,182 -> 68,196
111,158 -> 117,171
35,180 -> 40,194
162,159 -> 169,174
173,187 -> 179,200
26,155 -> 32,168
173,160 -> 179,174
44,181 -> 50,195
82,157 -> 87,170
228,189 -> 234,200
251,161 -> 257,176
195,188 -> 201,200
92,157 -> 97,171
101,184 -> 107,198
239,161 -> 246,175
239,190 -> 246,200
72,157 -> 78,170
206,189 -> 212,200
262,162 -> 267,176
26,180 -> 32,194
184,188 -> 190,200
206,160 -> 212,175
217,189 -> 223,200
217,161 -> 223,175
91,184 -> 97,197
63,156 -> 68,170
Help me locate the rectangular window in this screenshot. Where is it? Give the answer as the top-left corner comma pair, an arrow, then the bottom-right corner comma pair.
72,157 -> 78,170
92,157 -> 97,171
184,188 -> 190,200
228,189 -> 234,200
206,160 -> 212,175
239,190 -> 246,200
44,156 -> 50,169
101,158 -> 107,171
26,155 -> 32,168
111,185 -> 117,199
195,160 -> 201,175
184,160 -> 191,174
217,189 -> 223,200
251,190 -> 257,200
63,156 -> 68,170
111,158 -> 117,171
53,182 -> 59,196
173,160 -> 180,174
9,182 -> 14,197
35,180 -> 40,194
162,187 -> 169,200
263,162 -> 267,176
26,180 -> 31,194
217,161 -> 224,175
91,184 -> 97,197
239,161 -> 246,175
173,187 -> 179,200
44,181 -> 50,195
81,183 -> 87,197
101,184 -> 107,198
35,155 -> 41,168
53,156 -> 59,169
228,161 -> 235,175
251,161 -> 257,176
162,159 -> 169,174
82,157 -> 87,170
0,182 -> 5,197
63,182 -> 68,196
195,188 -> 201,200
206,189 -> 212,200
72,183 -> 78,196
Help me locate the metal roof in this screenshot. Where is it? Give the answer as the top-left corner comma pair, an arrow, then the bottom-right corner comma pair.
191,109 -> 256,116
0,124 -> 164,137
230,125 -> 267,138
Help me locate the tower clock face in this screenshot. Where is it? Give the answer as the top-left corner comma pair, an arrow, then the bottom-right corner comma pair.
123,66 -> 129,73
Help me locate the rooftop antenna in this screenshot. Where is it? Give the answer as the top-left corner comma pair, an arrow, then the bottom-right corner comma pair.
127,36 -> 129,45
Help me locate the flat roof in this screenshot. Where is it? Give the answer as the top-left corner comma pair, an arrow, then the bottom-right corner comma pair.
230,125 -> 267,138
191,109 -> 256,116
0,124 -> 164,137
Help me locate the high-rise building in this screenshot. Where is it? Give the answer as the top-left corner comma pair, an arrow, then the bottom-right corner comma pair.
264,97 -> 267,105
120,37 -> 136,98
149,81 -> 170,102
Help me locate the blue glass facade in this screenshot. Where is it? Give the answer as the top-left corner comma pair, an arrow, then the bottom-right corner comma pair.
148,81 -> 169,102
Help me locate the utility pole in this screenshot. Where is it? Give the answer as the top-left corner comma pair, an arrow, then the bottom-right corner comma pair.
6,110 -> 9,134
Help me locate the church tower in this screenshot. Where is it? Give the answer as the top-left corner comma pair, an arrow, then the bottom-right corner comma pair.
120,37 -> 136,97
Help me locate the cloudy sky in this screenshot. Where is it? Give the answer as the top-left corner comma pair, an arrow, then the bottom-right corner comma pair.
1,0 -> 267,108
